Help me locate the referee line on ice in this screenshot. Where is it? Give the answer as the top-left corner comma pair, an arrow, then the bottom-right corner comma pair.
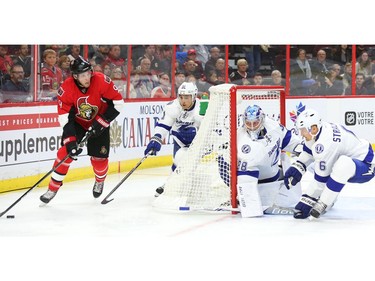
168,214 -> 232,237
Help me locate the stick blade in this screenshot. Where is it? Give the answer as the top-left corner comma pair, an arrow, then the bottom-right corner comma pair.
101,197 -> 114,205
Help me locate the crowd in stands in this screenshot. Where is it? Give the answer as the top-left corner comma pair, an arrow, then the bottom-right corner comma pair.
1,44 -> 375,103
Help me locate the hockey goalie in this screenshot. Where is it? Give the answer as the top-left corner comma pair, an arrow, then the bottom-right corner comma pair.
230,104 -> 303,217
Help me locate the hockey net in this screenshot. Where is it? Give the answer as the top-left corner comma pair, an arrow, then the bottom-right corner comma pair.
153,84 -> 285,212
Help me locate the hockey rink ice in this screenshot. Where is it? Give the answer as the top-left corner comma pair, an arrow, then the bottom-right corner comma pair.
1,165 -> 375,280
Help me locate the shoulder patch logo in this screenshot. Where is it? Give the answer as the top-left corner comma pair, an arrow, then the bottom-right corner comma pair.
241,144 -> 251,154
315,144 -> 324,154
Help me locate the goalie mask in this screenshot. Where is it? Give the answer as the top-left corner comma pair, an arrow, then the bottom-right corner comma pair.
243,105 -> 265,140
295,109 -> 322,135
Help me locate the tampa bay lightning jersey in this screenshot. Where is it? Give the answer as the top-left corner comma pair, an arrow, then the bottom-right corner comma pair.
301,121 -> 374,180
154,98 -> 203,147
237,116 -> 302,181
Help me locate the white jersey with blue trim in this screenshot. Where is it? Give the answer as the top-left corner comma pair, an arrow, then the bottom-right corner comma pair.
237,116 -> 302,181
303,121 -> 374,179
154,98 -> 202,146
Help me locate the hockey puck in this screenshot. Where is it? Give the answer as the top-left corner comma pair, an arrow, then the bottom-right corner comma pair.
6,215 -> 15,219
179,206 -> 190,211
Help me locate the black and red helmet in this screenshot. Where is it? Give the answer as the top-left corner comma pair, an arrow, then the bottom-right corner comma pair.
70,56 -> 92,75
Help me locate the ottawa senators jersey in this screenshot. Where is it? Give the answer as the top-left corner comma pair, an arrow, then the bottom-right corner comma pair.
57,72 -> 123,130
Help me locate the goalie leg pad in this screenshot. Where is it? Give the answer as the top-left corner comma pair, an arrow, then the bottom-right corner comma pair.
237,178 -> 263,218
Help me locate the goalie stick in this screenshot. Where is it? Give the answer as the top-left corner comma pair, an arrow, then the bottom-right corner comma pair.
101,153 -> 150,205
177,205 -> 294,215
0,131 -> 92,218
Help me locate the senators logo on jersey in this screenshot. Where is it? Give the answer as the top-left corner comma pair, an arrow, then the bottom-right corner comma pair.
76,96 -> 98,121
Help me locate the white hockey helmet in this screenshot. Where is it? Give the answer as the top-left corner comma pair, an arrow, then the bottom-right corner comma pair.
295,109 -> 322,132
178,82 -> 198,101
243,105 -> 265,140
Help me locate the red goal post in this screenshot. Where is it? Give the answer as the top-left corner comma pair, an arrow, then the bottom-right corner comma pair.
153,84 -> 286,213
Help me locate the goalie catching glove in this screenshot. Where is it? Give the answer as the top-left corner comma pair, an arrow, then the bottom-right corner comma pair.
145,134 -> 162,156
284,160 -> 306,189
63,136 -> 82,160
88,114 -> 110,137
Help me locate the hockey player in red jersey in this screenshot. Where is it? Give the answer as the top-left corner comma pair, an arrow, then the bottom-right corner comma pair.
40,56 -> 124,204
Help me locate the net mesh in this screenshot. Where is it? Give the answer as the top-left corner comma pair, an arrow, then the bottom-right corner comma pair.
153,84 -> 282,211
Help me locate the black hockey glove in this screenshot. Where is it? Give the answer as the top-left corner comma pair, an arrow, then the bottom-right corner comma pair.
89,114 -> 110,137
63,136 -> 82,160
175,126 -> 197,146
145,134 -> 162,156
293,194 -> 318,219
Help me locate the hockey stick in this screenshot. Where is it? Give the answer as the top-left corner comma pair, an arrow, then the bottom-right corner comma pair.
0,132 -> 92,218
101,153 -> 150,205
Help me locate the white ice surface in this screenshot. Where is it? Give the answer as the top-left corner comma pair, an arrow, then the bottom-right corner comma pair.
1,166 -> 375,280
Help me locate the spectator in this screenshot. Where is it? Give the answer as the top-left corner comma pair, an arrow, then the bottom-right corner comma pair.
111,66 -> 127,97
243,45 -> 262,76
366,74 -> 375,95
102,63 -> 112,77
270,69 -> 286,86
135,57 -> 158,98
252,72 -> 264,86
185,49 -> 204,77
0,64 -> 31,102
93,64 -> 103,73
341,62 -> 352,94
345,72 -> 369,95
58,55 -> 71,81
40,48 -> 63,101
0,45 -> 14,84
137,45 -> 161,75
332,45 -> 351,67
186,74 -> 197,84
159,45 -> 173,77
12,45 -> 31,78
229,58 -> 252,85
184,59 -> 203,79
129,69 -> 150,98
184,45 -> 210,67
204,46 -> 221,77
44,45 -> 68,57
92,45 -> 109,65
214,58 -> 226,83
66,45 -> 81,61
174,70 -> 186,95
310,49 -> 332,80
104,45 -> 126,74
355,51 -> 372,79
315,64 -> 344,95
197,69 -> 222,94
290,48 -> 314,95
150,72 -> 172,98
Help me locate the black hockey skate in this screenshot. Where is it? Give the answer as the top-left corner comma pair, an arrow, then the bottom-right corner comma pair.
40,189 -> 57,204
93,181 -> 104,198
309,200 -> 327,219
